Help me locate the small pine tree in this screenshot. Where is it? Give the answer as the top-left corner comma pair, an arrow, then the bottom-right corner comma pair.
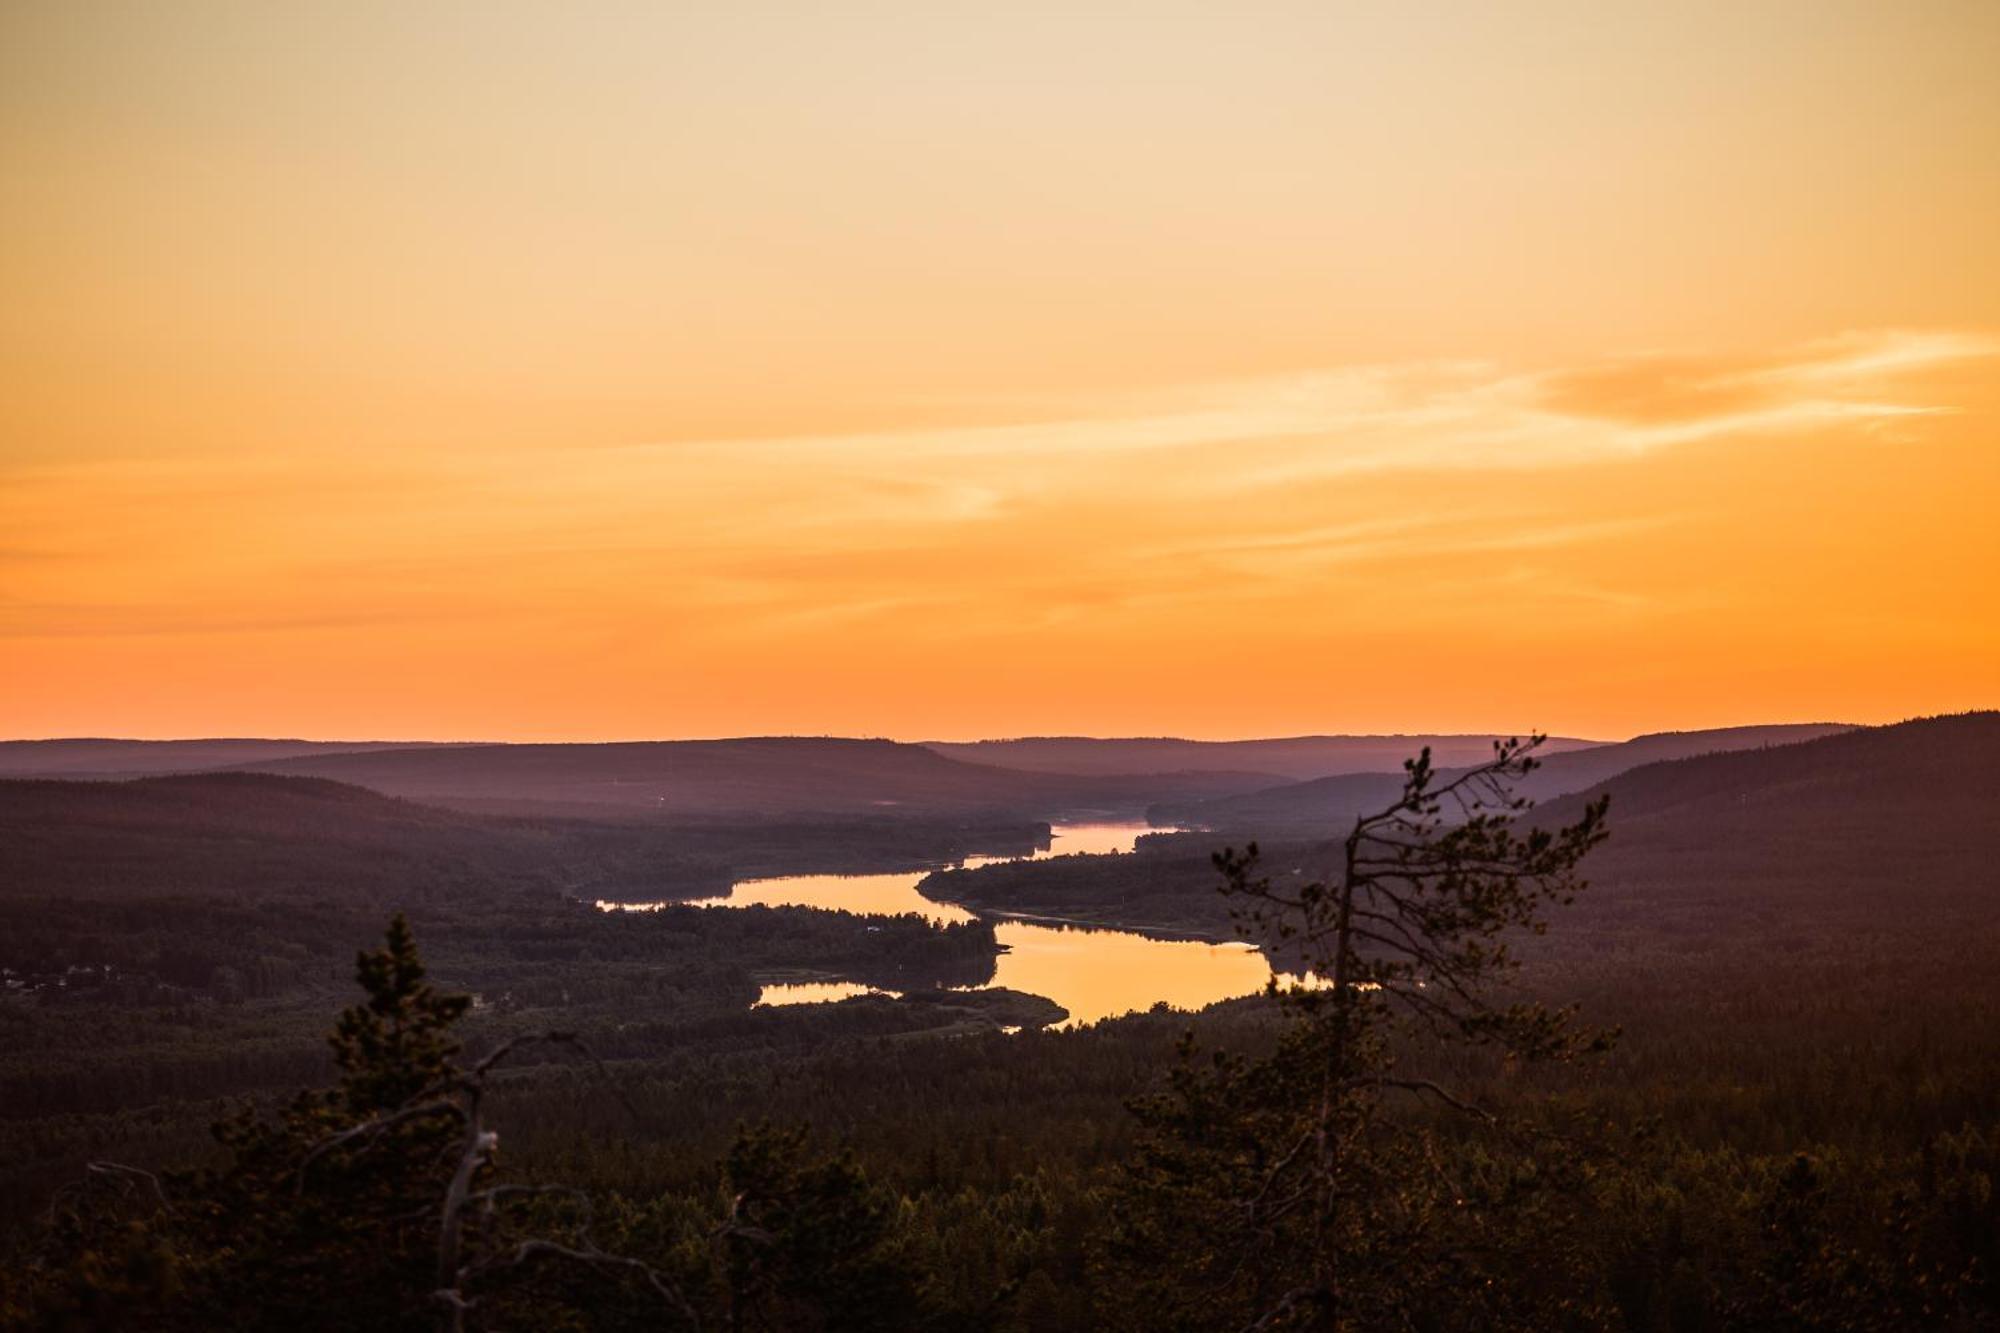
332,913 -> 472,1114
11,916 -> 479,1333
199,914 -> 474,1331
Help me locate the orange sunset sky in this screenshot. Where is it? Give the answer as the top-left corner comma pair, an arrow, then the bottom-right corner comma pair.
3,1 -> 1997,742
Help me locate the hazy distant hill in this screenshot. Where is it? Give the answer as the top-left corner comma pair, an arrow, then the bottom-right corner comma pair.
227,737 -> 1276,819
1155,723 -> 1854,834
924,733 -> 1603,782
0,737 -> 461,780
0,734 -> 1634,821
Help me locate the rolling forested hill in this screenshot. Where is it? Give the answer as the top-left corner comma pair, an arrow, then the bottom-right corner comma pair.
1529,711 -> 1999,925
0,772 -> 1047,906
0,773 -> 706,905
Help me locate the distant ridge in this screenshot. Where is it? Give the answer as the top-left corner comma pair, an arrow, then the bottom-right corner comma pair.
1152,722 -> 1856,832
0,726 -> 1869,823
923,734 -> 1606,782
0,737 -> 466,779
224,736 -> 1281,819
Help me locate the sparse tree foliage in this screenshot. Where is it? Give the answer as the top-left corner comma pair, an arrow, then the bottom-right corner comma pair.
1107,737 -> 1614,1331
713,1123 -> 927,1332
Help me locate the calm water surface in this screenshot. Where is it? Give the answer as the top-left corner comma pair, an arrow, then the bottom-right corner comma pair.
756,981 -> 895,1006
606,822 -> 1277,1028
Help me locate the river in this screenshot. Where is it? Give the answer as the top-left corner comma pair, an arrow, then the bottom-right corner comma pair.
604,822 -> 1276,1028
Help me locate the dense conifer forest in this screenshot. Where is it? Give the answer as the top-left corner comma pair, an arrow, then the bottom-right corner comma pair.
1,717 -> 1996,1329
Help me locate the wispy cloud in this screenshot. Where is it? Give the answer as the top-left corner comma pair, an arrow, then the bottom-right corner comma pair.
1535,329 -> 1998,428
536,330 -> 1995,517
1,328 -> 1989,646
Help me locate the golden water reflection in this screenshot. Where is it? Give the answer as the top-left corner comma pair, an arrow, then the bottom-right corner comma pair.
960,819 -> 1175,867
605,822 -> 1284,1028
985,922 -> 1270,1028
684,872 -> 977,924
756,981 -> 896,1007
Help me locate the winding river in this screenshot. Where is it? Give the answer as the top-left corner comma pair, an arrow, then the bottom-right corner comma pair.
605,822 -> 1277,1028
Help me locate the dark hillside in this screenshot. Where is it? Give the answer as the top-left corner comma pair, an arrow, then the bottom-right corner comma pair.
1531,711 -> 2000,928
0,774 -> 611,906
939,714 -> 1995,943
1540,712 -> 1992,828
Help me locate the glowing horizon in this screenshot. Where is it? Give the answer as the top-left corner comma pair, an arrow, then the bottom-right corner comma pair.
4,2 -> 1996,741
